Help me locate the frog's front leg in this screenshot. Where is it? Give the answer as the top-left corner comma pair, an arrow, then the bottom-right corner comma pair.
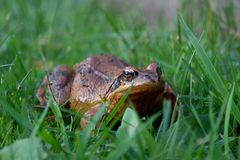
37,65 -> 73,106
80,104 -> 102,129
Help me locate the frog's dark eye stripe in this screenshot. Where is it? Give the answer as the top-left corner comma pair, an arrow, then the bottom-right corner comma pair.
110,79 -> 121,92
122,67 -> 137,81
105,79 -> 121,96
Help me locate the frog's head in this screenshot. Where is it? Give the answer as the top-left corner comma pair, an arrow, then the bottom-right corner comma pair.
106,63 -> 176,116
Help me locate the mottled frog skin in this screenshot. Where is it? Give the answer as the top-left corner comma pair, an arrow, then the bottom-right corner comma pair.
37,54 -> 176,128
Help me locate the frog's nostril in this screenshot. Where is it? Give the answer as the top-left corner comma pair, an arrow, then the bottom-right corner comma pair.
143,74 -> 149,79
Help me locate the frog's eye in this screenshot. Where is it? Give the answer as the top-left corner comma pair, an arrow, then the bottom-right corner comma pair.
122,67 -> 137,81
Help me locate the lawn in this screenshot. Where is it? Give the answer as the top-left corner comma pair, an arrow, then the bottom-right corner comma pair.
0,0 -> 240,159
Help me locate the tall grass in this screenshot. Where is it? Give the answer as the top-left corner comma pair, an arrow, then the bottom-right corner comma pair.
0,0 -> 240,159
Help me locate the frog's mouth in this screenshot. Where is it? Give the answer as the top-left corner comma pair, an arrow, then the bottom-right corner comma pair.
106,81 -> 176,116
107,80 -> 175,102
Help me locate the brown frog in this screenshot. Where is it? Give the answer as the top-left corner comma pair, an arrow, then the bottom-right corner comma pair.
37,54 -> 176,128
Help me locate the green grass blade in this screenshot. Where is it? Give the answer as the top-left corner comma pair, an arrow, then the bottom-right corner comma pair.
31,101 -> 50,137
17,69 -> 32,91
104,90 -> 129,126
106,109 -> 154,160
49,95 -> 69,149
0,99 -> 31,129
82,104 -> 106,147
179,15 -> 240,122
224,84 -> 234,155
179,15 -> 227,95
0,64 -> 13,68
39,128 -> 64,152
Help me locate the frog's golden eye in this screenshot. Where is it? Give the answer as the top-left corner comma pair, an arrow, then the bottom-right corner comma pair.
122,67 -> 138,81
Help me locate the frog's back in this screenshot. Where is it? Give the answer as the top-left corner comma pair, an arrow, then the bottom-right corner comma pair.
70,54 -> 129,111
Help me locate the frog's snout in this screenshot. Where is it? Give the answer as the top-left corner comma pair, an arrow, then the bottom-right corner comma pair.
146,62 -> 162,82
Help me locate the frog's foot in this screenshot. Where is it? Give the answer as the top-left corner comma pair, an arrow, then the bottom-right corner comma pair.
80,104 -> 102,129
37,76 -> 49,106
36,65 -> 73,106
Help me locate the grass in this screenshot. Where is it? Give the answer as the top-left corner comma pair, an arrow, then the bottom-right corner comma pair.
0,0 -> 240,159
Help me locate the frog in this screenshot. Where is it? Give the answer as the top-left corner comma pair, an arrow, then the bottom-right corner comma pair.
37,54 -> 176,128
